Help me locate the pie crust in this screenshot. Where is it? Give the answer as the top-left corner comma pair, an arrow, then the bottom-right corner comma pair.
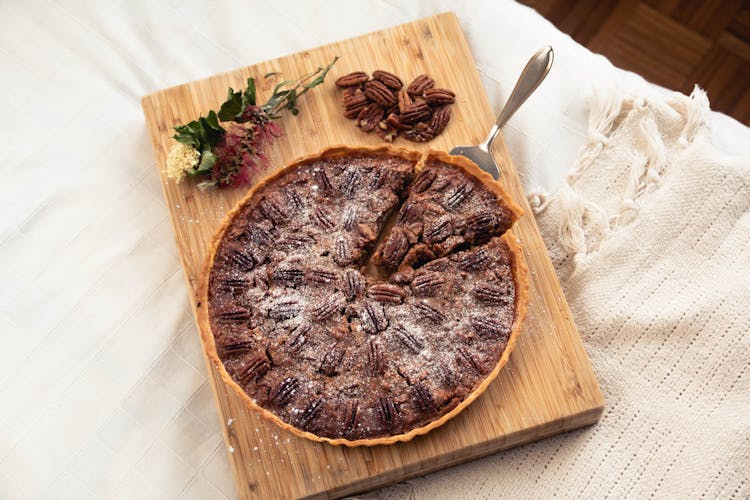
197,145 -> 528,447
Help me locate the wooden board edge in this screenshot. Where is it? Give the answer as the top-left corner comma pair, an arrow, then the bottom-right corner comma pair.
308,405 -> 604,500
140,100 -> 247,495
187,278 -> 248,496
139,11 -> 460,106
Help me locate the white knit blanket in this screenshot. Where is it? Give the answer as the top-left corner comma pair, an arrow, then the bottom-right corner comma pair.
374,88 -> 750,498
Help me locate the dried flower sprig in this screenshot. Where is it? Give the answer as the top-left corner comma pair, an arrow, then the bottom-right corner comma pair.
165,57 -> 339,188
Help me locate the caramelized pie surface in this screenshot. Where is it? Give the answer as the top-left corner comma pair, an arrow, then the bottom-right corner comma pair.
198,145 -> 527,446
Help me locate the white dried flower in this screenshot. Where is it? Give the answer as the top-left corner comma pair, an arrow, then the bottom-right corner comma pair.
165,143 -> 200,183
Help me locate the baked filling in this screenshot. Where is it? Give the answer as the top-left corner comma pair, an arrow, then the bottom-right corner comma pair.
198,145 -> 528,446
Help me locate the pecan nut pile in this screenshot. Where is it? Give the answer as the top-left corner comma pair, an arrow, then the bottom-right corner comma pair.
335,70 -> 455,143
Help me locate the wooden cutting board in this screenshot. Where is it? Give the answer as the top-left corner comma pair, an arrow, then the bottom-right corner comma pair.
141,12 -> 603,499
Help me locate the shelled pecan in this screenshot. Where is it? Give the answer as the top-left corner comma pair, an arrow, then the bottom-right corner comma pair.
372,70 -> 403,90
423,88 -> 456,105
336,71 -> 369,87
406,74 -> 435,97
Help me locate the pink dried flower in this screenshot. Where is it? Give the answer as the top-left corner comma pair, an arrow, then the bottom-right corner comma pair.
211,121 -> 283,187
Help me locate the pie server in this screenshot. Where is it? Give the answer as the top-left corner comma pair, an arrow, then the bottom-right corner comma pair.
450,46 -> 554,180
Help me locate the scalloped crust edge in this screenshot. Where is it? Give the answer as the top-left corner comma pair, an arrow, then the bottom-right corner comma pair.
196,144 -> 529,447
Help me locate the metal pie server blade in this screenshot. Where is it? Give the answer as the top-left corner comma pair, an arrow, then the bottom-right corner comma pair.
450,46 -> 554,179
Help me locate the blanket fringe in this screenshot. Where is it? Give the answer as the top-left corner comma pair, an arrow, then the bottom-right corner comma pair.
527,188 -> 550,214
556,183 -> 587,255
567,88 -> 623,185
614,113 -> 667,226
675,85 -> 710,146
554,88 -> 624,259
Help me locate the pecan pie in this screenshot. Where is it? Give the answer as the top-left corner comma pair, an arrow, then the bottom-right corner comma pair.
197,145 -> 528,446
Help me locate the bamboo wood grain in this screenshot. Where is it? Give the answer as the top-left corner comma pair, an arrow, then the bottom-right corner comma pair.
141,13 -> 603,499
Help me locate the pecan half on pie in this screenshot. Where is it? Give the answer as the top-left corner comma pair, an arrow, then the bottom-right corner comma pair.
197,145 -> 528,446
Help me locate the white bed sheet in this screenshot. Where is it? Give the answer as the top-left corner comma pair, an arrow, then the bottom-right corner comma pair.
1,1 -> 748,498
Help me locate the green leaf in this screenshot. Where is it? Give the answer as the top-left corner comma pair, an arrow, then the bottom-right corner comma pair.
272,79 -> 297,95
242,78 -> 256,107
203,111 -> 222,130
173,120 -> 203,147
194,148 -> 217,173
172,111 -> 226,173
302,73 -> 327,89
264,72 -> 279,78
175,120 -> 201,137
173,123 -> 191,135
218,88 -> 243,121
173,132 -> 198,147
284,91 -> 298,113
200,113 -> 225,145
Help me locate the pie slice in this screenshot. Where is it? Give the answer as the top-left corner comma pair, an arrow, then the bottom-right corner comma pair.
373,151 -> 520,271
197,145 -> 528,446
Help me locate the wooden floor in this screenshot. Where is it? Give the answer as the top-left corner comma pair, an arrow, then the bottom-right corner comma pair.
520,0 -> 750,124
